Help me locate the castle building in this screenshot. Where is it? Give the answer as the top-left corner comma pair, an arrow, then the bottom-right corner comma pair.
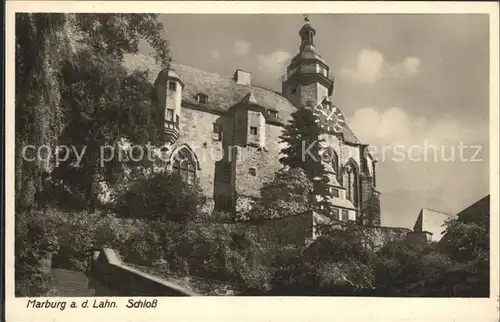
129,18 -> 381,226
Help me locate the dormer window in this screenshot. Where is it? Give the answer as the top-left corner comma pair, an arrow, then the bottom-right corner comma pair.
196,93 -> 208,104
250,126 -> 258,135
168,81 -> 176,91
269,110 -> 279,118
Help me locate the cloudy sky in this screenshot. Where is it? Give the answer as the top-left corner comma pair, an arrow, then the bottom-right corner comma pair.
143,14 -> 490,229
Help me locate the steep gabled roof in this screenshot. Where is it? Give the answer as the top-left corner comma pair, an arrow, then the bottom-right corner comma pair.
455,195 -> 490,224
123,54 -> 361,144
239,91 -> 260,106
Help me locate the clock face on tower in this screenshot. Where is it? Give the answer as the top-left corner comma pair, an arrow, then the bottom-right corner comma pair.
313,102 -> 345,133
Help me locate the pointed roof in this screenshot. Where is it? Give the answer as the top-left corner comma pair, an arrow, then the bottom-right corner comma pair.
240,91 -> 260,106
291,16 -> 328,66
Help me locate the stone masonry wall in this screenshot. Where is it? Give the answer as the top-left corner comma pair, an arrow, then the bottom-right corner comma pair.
234,123 -> 285,199
178,107 -> 222,201
360,175 -> 381,226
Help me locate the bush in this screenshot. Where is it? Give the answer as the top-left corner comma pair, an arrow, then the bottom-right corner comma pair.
15,209 -> 63,296
115,172 -> 207,223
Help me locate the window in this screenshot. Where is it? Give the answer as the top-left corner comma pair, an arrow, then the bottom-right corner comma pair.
372,162 -> 376,186
212,123 -> 222,141
171,147 -> 197,185
332,208 -> 339,220
166,109 -> 174,122
250,126 -> 258,135
341,210 -> 349,221
249,167 -> 256,176
291,88 -> 297,94
343,161 -> 359,207
196,93 -> 208,104
176,115 -> 180,125
168,81 -> 176,91
330,188 -> 339,198
332,150 -> 339,177
269,110 -> 279,118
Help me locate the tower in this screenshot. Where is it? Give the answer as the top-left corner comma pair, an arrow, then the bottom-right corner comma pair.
155,66 -> 185,145
282,16 -> 334,108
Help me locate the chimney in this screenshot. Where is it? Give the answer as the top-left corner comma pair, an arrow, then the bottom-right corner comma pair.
233,69 -> 251,86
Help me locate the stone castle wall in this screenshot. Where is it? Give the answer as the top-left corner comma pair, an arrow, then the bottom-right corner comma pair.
246,211 -> 413,248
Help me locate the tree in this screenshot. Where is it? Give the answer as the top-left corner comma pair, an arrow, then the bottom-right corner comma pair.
15,13 -> 172,212
49,49 -> 163,211
278,106 -> 332,213
246,167 -> 313,221
270,223 -> 378,295
115,172 -> 207,223
435,215 -> 489,297
15,13 -> 172,295
372,212 -> 490,297
15,13 -> 74,212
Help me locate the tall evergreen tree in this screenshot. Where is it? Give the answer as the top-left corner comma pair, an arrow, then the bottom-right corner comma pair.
279,106 -> 332,213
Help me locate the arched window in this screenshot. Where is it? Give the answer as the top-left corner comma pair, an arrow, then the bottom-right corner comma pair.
332,150 -> 339,181
171,146 -> 198,185
343,160 -> 359,207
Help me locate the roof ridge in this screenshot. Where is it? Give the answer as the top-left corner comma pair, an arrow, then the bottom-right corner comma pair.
171,62 -> 234,83
171,62 -> 284,97
421,207 -> 453,216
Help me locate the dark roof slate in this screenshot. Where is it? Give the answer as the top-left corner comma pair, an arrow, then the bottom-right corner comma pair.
123,54 -> 361,144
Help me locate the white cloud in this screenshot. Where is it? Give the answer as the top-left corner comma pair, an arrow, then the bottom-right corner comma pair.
339,49 -> 421,84
348,106 -> 483,148
233,40 -> 251,56
347,106 -> 488,227
388,56 -> 421,78
257,50 -> 292,76
339,49 -> 384,84
402,57 -> 421,74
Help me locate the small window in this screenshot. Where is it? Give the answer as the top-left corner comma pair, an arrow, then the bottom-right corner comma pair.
332,208 -> 339,220
166,109 -> 174,122
341,210 -> 349,221
249,167 -> 256,176
331,188 -> 339,198
269,110 -> 278,118
212,123 -> 222,141
291,88 -> 297,94
168,81 -> 176,91
176,115 -> 180,125
250,126 -> 258,135
196,93 -> 208,104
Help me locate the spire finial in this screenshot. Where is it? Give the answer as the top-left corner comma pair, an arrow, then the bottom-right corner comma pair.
303,14 -> 309,23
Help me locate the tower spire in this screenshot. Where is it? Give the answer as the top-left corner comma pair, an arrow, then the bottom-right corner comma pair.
282,16 -> 334,107
299,14 -> 316,50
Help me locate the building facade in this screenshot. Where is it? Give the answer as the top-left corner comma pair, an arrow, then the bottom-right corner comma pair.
128,19 -> 381,226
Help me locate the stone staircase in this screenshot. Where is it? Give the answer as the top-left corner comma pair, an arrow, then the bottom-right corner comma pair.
49,268 -> 98,296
